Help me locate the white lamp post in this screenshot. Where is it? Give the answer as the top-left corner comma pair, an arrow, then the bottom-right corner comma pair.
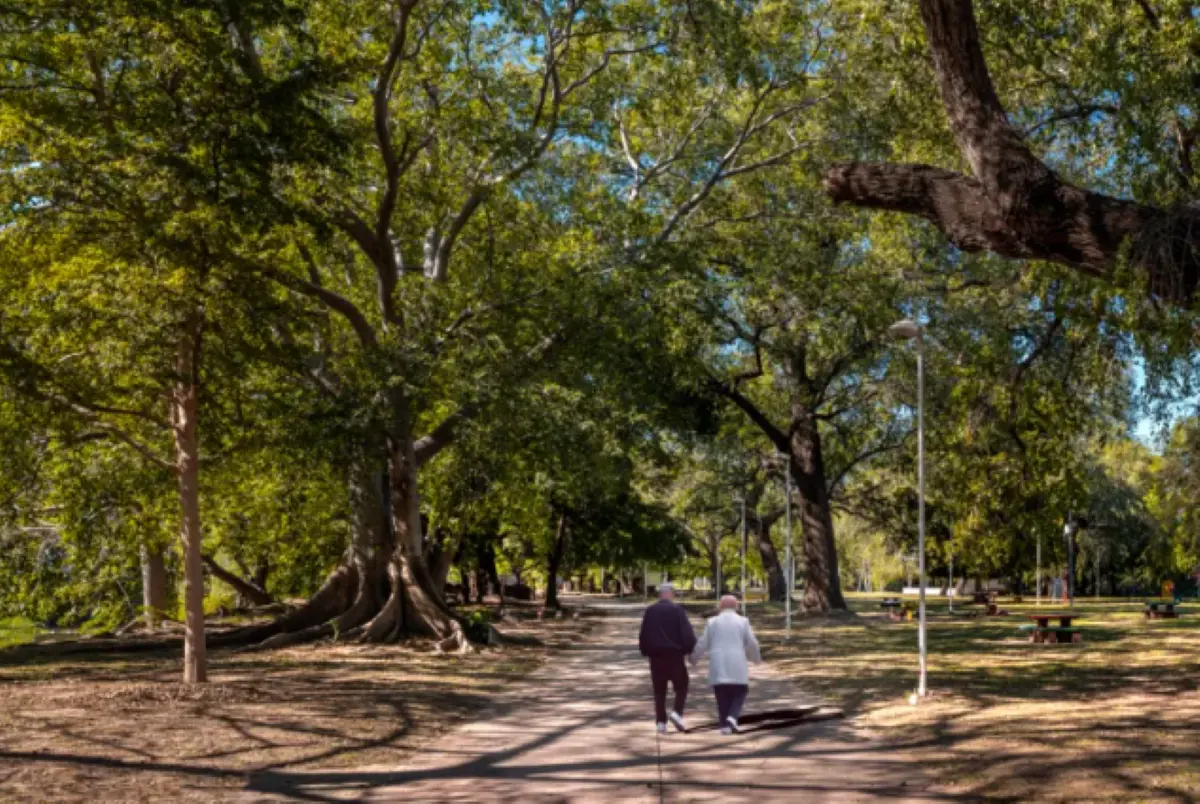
784,453 -> 793,633
948,548 -> 954,615
889,318 -> 928,699
735,496 -> 747,606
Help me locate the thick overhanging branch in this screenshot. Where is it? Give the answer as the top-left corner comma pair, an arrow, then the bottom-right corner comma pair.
413,403 -> 476,467
823,0 -> 1200,307
708,377 -> 789,453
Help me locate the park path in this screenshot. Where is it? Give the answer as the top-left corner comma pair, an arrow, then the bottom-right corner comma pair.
249,602 -> 945,803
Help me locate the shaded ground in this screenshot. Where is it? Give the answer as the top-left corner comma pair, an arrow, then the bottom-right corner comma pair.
255,600 -> 937,803
752,594 -> 1200,803
0,604 -> 593,802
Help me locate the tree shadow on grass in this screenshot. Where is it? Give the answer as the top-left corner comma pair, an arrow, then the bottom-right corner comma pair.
749,598 -> 1200,801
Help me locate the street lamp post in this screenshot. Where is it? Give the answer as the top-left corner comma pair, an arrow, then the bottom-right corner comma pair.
948,548 -> 954,615
715,540 -> 722,598
1065,515 -> 1076,607
784,455 -> 793,633
1036,531 -> 1042,607
739,496 -> 747,605
889,318 -> 928,699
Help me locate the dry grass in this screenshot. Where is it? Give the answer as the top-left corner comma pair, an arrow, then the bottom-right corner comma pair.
0,605 -> 594,802
749,594 -> 1200,803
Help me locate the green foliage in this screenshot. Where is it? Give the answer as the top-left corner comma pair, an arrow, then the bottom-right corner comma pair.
2,0 -> 1200,628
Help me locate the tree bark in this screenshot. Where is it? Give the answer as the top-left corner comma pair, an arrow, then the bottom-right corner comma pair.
823,0 -> 1200,306
478,538 -> 502,602
202,554 -> 273,607
215,448 -> 390,650
171,315 -> 206,684
428,528 -> 461,597
545,512 -> 568,610
752,517 -> 787,603
140,545 -> 168,630
361,401 -> 467,650
790,411 -> 848,613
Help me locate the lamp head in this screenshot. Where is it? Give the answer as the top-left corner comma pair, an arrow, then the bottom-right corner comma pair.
888,319 -> 922,341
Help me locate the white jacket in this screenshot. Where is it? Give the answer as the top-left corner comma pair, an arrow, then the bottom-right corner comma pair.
691,609 -> 762,685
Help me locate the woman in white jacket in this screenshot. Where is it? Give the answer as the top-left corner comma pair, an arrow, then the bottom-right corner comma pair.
690,595 -> 762,734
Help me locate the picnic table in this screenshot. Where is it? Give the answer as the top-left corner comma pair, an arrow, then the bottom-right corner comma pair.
880,597 -> 915,621
1144,600 -> 1181,620
1020,613 -> 1082,644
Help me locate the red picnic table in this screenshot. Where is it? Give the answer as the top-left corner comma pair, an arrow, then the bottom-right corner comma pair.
1022,613 -> 1082,644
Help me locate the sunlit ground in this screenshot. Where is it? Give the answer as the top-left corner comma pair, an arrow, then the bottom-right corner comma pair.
748,593 -> 1200,802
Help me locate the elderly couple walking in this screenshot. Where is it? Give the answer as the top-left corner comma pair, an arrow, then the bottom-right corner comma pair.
637,583 -> 761,735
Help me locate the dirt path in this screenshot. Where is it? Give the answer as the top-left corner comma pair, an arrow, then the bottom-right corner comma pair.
249,602 -> 948,802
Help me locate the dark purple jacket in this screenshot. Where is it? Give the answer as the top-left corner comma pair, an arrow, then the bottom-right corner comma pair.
638,599 -> 697,658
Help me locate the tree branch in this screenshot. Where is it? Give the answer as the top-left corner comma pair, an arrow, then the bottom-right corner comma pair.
263,268 -> 378,348
824,0 -> 1200,306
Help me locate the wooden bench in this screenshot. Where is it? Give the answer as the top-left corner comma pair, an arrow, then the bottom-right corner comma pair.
1144,600 -> 1181,620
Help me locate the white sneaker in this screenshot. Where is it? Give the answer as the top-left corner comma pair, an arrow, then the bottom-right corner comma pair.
668,711 -> 687,732
726,716 -> 739,733
656,722 -> 668,734
720,726 -> 732,735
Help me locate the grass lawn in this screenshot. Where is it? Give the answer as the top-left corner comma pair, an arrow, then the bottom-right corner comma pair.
747,593 -> 1200,802
0,617 -> 39,649
0,604 -> 594,802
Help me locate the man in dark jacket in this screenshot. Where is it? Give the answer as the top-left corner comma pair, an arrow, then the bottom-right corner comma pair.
638,582 -> 696,733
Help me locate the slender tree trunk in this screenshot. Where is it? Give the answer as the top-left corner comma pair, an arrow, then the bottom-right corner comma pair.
430,530 -> 461,596
468,569 -> 481,604
141,545 -> 168,630
252,560 -> 269,594
545,512 -> 568,610
171,316 -> 206,683
478,539 -> 502,602
790,410 -> 848,612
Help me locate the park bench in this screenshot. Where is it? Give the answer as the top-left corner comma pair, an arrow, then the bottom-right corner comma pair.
1020,613 -> 1083,644
1144,600 -> 1181,620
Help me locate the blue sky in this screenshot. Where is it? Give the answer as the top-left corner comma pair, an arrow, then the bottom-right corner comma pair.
1131,358 -> 1197,449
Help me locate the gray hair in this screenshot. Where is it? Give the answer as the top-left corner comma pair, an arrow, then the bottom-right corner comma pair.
658,583 -> 676,598
719,594 -> 740,610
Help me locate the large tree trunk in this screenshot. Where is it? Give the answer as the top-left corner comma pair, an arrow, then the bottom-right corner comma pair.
216,449 -> 390,651
823,0 -> 1200,307
790,411 -> 848,613
361,403 -> 467,651
171,316 -> 206,684
140,545 -> 168,630
544,512 -> 568,610
753,519 -> 787,603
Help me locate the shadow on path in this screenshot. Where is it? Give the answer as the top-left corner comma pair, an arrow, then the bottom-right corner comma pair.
248,602 -> 944,803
